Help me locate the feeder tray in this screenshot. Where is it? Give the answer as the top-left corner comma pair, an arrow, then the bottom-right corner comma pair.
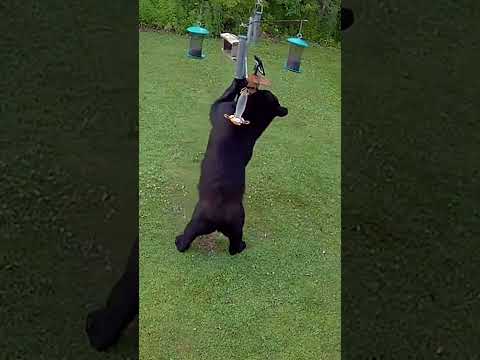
187,26 -> 209,59
224,114 -> 250,126
285,37 -> 309,73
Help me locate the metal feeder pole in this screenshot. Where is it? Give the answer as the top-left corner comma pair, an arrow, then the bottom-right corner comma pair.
235,35 -> 248,79
247,16 -> 255,44
252,11 -> 262,42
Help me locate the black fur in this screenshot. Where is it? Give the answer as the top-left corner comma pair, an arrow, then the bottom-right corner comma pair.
341,7 -> 354,31
175,78 -> 288,255
86,237 -> 138,351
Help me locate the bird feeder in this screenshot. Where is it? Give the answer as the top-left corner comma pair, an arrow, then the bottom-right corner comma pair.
221,33 -> 240,61
235,36 -> 248,79
186,26 -> 209,59
285,37 -> 309,73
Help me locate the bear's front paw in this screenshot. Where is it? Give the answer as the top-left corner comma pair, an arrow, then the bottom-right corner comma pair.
229,241 -> 247,256
175,235 -> 190,253
235,78 -> 248,89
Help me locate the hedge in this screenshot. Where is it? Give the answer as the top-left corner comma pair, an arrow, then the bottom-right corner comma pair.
139,0 -> 341,45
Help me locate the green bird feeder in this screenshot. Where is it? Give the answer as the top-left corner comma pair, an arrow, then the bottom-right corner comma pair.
186,26 -> 209,59
285,37 -> 309,73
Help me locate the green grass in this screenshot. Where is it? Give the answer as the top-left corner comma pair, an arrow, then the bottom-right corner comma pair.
139,32 -> 340,359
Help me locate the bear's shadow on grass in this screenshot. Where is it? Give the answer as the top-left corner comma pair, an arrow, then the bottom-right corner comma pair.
191,233 -> 257,255
191,233 -> 222,255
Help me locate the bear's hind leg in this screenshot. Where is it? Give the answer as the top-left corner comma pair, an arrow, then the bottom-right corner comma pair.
86,237 -> 138,351
175,205 -> 216,253
223,225 -> 246,256
219,203 -> 247,256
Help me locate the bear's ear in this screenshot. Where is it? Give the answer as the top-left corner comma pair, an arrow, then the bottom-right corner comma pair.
277,106 -> 288,118
341,7 -> 354,31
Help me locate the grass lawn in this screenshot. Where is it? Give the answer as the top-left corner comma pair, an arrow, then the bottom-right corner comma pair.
139,32 -> 340,359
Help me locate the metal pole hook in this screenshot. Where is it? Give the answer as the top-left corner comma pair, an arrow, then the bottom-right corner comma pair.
255,0 -> 264,14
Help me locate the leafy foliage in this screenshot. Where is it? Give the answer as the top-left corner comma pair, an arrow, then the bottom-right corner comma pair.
139,0 -> 341,45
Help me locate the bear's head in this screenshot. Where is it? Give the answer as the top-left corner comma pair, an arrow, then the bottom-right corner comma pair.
242,89 -> 288,129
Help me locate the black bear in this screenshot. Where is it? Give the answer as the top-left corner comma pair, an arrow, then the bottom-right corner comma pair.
175,77 -> 288,255
85,237 -> 138,351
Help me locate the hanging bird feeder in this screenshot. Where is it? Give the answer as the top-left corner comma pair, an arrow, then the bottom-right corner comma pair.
286,36 -> 309,73
186,26 -> 209,59
285,20 -> 309,73
221,32 -> 240,61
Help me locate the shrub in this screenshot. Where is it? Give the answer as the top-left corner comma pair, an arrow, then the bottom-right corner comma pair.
139,0 -> 341,45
